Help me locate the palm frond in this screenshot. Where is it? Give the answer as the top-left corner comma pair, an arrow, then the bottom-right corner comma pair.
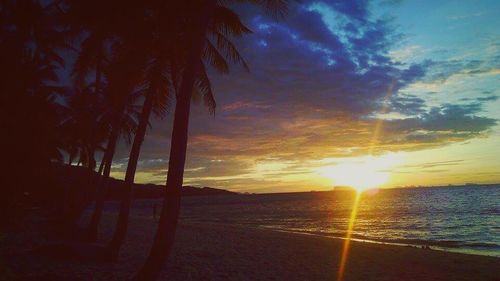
196,61 -> 216,115
203,39 -> 230,74
256,0 -> 290,18
212,31 -> 249,71
211,5 -> 252,37
220,0 -> 289,18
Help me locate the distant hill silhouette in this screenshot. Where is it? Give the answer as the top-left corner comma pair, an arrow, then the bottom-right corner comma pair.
55,164 -> 236,201
134,183 -> 237,198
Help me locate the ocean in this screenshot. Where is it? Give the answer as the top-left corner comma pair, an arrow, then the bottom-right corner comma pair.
175,185 -> 500,257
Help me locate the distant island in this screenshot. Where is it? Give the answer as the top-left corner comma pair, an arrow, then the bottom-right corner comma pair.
325,183 -> 500,192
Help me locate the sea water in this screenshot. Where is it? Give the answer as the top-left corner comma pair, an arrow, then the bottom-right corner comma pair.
177,185 -> 500,257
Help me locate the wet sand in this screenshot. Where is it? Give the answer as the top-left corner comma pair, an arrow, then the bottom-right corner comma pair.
2,214 -> 499,281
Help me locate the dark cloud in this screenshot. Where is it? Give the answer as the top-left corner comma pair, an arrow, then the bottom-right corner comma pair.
331,0 -> 370,21
476,95 -> 499,102
218,2 -> 430,118
379,0 -> 404,5
417,58 -> 497,84
382,103 -> 497,145
390,94 -> 426,115
284,9 -> 343,48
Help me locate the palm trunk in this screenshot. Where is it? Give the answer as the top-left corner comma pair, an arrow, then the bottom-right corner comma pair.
97,154 -> 105,176
132,77 -> 191,281
71,152 -> 97,226
85,59 -> 101,172
84,121 -> 120,241
132,3 -> 214,280
107,90 -> 154,258
88,147 -> 96,171
68,153 -> 74,165
95,59 -> 102,95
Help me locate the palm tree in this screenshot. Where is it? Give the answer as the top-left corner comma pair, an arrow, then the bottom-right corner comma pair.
60,87 -> 107,169
105,56 -> 215,259
0,0 -> 68,226
106,57 -> 172,258
106,0 -> 255,259
133,1 -> 287,279
58,37 -> 140,238
83,48 -> 144,241
69,42 -> 108,168
60,0 -> 150,241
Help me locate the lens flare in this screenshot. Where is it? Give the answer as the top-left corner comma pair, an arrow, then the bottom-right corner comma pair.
336,79 -> 395,281
336,192 -> 362,281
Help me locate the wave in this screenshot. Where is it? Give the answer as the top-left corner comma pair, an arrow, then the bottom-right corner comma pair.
256,225 -> 500,256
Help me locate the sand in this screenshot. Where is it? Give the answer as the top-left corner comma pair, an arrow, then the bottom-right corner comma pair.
1,212 -> 499,281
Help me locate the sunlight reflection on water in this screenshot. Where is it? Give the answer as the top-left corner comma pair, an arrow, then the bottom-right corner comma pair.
126,185 -> 500,257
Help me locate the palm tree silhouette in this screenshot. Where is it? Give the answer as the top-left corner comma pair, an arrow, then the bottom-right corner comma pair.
60,87 -> 107,169
83,48 -> 143,241
105,0 -> 255,259
2,1 -> 288,275
0,0 -> 68,225
133,1 -> 287,279
62,0 -> 155,241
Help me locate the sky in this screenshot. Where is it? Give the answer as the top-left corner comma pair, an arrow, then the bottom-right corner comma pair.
110,0 -> 500,193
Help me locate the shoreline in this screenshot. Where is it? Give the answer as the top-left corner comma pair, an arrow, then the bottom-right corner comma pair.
253,225 -> 500,258
2,213 -> 499,280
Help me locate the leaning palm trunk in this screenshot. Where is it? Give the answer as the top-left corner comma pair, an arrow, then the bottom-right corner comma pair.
97,154 -> 105,176
84,120 -> 121,241
107,90 -> 154,258
132,77 -> 192,281
132,5 -> 214,280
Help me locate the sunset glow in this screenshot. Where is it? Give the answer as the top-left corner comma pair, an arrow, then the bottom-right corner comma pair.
318,154 -> 403,191
106,0 -> 499,195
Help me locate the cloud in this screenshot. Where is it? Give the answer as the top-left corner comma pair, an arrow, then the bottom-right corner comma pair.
400,159 -> 465,169
389,94 -> 426,115
476,95 -> 499,102
109,0 -> 499,190
447,12 -> 485,21
221,101 -> 270,112
381,103 -> 497,146
389,45 -> 425,62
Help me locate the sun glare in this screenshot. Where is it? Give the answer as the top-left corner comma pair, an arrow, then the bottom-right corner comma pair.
318,154 -> 403,192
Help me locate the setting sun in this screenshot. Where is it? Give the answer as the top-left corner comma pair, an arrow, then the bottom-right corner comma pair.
317,154 -> 403,191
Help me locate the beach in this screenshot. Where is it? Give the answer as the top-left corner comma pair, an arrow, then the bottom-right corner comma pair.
2,212 -> 499,281
3,0 -> 500,279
